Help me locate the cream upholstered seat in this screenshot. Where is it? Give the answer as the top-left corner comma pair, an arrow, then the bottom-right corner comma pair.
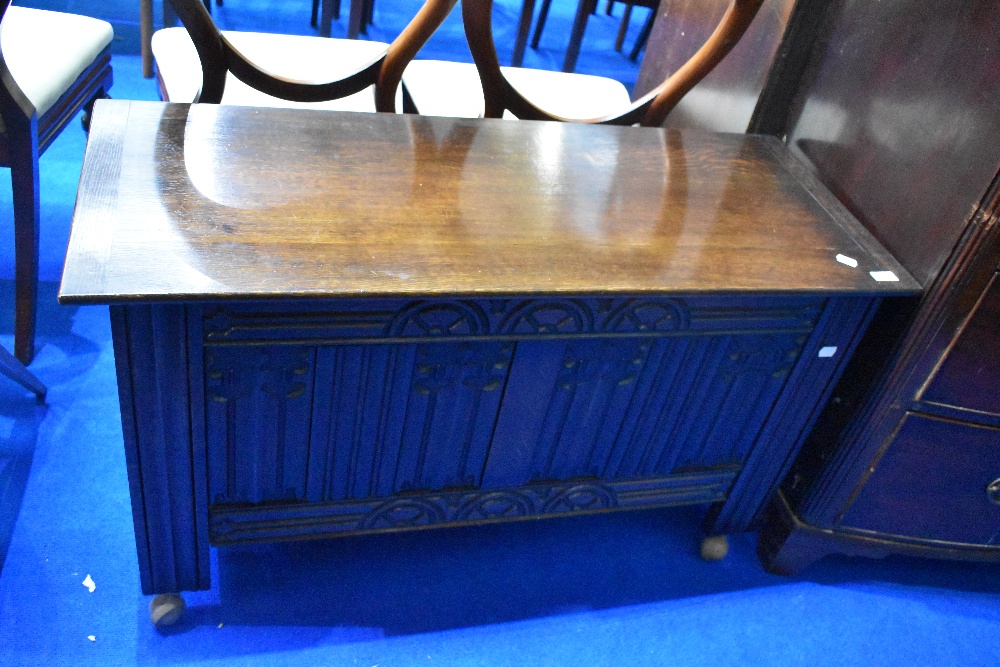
400,59 -> 632,120
1,6 -> 113,123
0,3 -> 113,364
152,27 -> 390,112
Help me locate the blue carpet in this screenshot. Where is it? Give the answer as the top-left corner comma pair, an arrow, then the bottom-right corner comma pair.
0,1 -> 999,664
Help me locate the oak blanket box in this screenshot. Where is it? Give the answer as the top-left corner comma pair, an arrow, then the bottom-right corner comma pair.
59,100 -> 918,617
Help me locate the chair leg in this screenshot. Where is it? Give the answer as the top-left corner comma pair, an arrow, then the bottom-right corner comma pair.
511,0 -> 537,67
364,0 -> 375,30
9,123 -> 40,365
562,0 -> 596,73
530,0 -> 552,49
614,2 -> 633,52
311,0 -> 319,26
628,6 -> 655,61
320,0 -> 336,36
81,91 -> 110,132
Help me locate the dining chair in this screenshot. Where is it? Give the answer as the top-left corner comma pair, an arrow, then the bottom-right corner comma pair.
152,0 -> 453,113
392,0 -> 763,126
0,2 -> 114,364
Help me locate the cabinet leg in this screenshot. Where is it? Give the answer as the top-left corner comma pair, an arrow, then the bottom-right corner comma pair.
700,534 -> 729,561
149,593 -> 186,628
757,491 -> 838,575
111,305 -> 211,596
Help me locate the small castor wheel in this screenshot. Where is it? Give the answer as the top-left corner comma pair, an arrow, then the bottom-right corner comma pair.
700,535 -> 729,561
149,593 -> 186,628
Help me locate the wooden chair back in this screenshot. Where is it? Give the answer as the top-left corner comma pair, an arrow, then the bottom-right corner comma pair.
461,0 -> 764,126
164,0 -> 457,111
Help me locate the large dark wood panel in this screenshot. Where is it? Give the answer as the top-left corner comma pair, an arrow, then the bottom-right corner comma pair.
635,0 -> 796,132
758,0 -> 1000,575
784,0 -> 1000,286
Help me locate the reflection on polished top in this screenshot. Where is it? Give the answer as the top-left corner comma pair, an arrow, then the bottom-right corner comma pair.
59,100 -> 917,303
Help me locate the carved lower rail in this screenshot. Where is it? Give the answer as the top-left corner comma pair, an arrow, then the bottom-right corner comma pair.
209,470 -> 736,544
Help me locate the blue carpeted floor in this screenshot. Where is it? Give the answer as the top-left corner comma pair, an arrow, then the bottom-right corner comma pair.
0,1 -> 998,664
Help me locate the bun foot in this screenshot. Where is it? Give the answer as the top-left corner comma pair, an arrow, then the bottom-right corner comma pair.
700,534 -> 729,561
149,593 -> 186,627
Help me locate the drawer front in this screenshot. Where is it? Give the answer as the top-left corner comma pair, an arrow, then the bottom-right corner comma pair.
840,412 -> 1000,545
921,272 -> 1000,416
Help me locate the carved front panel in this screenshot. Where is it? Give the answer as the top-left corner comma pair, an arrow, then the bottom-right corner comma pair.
307,341 -> 512,501
203,295 -> 822,343
203,296 -> 815,510
206,340 -> 512,507
484,331 -> 807,488
206,345 -> 316,505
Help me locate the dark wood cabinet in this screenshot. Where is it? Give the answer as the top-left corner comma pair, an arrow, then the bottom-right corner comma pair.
744,0 -> 1000,572
760,241 -> 1000,572
639,0 -> 1000,573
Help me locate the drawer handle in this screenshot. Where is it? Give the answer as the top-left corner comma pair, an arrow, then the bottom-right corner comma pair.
989,478 -> 1000,505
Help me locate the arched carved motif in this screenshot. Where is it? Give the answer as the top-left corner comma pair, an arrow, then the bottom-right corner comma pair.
542,484 -> 617,513
361,498 -> 446,530
605,299 -> 688,333
390,300 -> 491,337
500,300 -> 592,335
457,492 -> 535,521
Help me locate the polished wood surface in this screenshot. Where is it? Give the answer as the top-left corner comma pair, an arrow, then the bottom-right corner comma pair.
634,0 -> 795,132
60,100 -> 915,303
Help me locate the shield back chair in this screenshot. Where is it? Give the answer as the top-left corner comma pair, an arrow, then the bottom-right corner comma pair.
152,0 -> 454,114
389,0 -> 762,125
0,2 -> 114,365
395,0 -> 634,121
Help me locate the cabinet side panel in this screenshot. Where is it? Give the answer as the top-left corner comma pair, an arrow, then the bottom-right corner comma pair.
111,304 -> 210,594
